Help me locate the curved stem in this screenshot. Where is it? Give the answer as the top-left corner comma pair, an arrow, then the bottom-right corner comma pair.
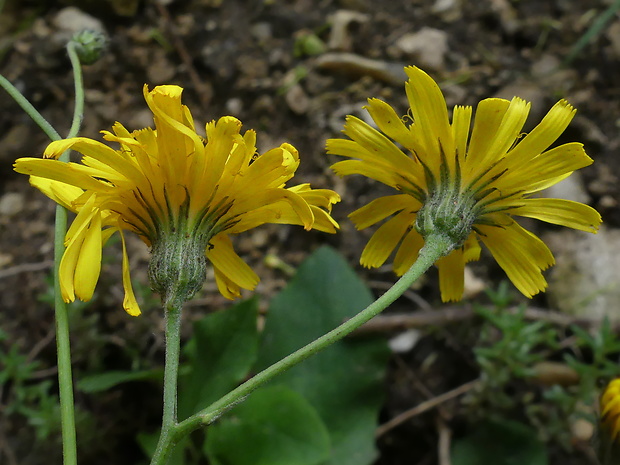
66,42 -> 85,140
151,299 -> 183,465
1,38 -> 85,465
52,42 -> 86,465
157,234 -> 454,455
0,75 -> 61,141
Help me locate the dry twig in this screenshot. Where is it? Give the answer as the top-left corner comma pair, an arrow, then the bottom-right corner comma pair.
375,379 -> 480,438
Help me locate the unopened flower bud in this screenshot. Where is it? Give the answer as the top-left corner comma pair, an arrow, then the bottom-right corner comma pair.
71,30 -> 108,65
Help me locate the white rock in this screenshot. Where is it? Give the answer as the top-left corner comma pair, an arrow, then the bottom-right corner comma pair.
285,84 -> 310,115
327,10 -> 369,51
431,0 -> 462,22
394,28 -> 449,71
0,192 -> 25,217
52,7 -> 106,35
388,329 -> 422,353
545,226 -> 620,320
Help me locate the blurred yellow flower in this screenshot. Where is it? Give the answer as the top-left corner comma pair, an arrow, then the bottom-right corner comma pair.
327,66 -> 601,302
16,85 -> 339,315
600,378 -> 620,464
601,378 -> 620,442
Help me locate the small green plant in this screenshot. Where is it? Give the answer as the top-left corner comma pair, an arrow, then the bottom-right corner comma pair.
461,283 -> 620,454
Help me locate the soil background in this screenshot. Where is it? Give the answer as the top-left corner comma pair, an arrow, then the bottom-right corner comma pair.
1,0 -> 620,464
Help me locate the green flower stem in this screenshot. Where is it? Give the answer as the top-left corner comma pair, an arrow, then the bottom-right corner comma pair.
66,41 -> 85,141
52,41 -> 86,465
0,75 -> 61,141
2,35 -> 85,465
149,232 -> 454,465
151,300 -> 183,464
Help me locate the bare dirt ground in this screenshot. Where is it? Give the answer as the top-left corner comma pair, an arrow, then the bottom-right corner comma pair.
1,1 -> 619,464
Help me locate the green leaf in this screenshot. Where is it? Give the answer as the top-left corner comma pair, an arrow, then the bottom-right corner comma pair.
452,419 -> 549,465
255,246 -> 390,465
205,385 -> 330,465
178,298 -> 258,420
76,369 -> 162,393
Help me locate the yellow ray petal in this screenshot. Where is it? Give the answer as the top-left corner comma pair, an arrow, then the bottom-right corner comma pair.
436,249 -> 465,302
341,116 -> 419,171
213,266 -> 242,300
451,105 -> 472,165
200,116 -> 243,192
467,97 -> 530,181
509,198 -> 601,233
404,66 -> 454,165
393,228 -> 425,275
503,99 -> 576,166
59,232 -> 86,303
360,210 -> 416,268
307,207 -> 340,233
65,194 -> 98,244
466,98 -> 511,167
365,98 -> 417,149
330,160 -> 401,188
119,230 -> 141,316
497,143 -> 592,193
43,137 -> 147,183
29,177 -> 83,212
74,210 -> 102,301
15,158 -> 112,192
462,233 -> 481,263
478,221 -> 554,298
207,234 -> 259,292
349,194 -> 418,230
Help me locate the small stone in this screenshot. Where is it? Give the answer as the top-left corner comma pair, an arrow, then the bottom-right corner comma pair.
225,98 -> 243,116
0,192 -> 25,217
327,10 -> 369,51
431,0 -> 462,23
530,54 -> 578,93
0,253 -> 13,268
545,226 -> 620,320
571,418 -> 594,443
394,28 -> 449,71
250,22 -> 272,42
529,361 -> 580,387
285,84 -> 310,115
489,0 -> 519,35
388,329 -> 422,353
315,52 -> 406,85
493,81 -> 547,124
599,195 -> 617,209
462,266 -> 485,299
52,7 -> 106,35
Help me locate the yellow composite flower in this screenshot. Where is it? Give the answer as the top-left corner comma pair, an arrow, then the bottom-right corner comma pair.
601,379 -> 620,443
326,66 -> 601,302
600,378 -> 620,463
15,85 -> 340,315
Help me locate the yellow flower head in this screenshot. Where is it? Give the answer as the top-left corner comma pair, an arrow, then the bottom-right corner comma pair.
601,378 -> 620,443
15,85 -> 340,315
327,66 -> 601,302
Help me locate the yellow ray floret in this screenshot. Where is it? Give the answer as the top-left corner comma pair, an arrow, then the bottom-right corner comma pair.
327,66 -> 601,302
15,85 -> 340,315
